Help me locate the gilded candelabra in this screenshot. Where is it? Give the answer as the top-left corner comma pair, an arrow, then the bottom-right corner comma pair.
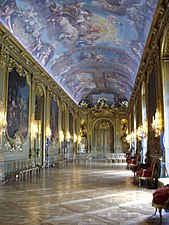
151,108 -> 162,137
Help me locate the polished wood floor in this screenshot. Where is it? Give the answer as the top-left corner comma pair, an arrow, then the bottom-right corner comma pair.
0,160 -> 169,225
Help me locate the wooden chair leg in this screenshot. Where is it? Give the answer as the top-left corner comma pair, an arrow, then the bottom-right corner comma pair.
133,172 -> 136,182
154,208 -> 157,215
159,208 -> 162,222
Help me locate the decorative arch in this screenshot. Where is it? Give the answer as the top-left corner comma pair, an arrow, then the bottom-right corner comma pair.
32,81 -> 46,166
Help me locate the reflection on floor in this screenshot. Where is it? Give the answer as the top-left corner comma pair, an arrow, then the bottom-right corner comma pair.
0,160 -> 169,225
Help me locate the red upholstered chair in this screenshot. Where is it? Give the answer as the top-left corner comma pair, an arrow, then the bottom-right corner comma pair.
152,187 -> 169,221
132,162 -> 149,181
136,159 -> 155,187
126,155 -> 138,170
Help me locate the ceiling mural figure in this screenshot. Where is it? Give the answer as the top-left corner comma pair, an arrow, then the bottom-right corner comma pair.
0,0 -> 158,106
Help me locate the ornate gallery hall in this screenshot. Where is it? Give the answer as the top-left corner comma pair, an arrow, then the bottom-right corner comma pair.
0,160 -> 169,225
1,0 -> 169,224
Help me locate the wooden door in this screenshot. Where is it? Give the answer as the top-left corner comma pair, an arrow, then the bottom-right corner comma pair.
94,120 -> 113,158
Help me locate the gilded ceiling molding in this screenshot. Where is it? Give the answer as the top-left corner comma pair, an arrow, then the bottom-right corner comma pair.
61,102 -> 67,112
0,46 -> 10,69
35,85 -> 44,97
32,78 -> 45,97
47,80 -> 79,112
146,61 -> 155,84
161,24 -> 169,57
4,53 -> 32,86
79,98 -> 129,118
48,90 -> 59,104
69,108 -> 74,116
73,111 -> 79,119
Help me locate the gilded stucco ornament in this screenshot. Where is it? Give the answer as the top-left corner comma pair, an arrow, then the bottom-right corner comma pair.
9,45 -> 20,55
8,56 -> 29,77
163,28 -> 169,57
20,53 -> 32,66
79,101 -> 89,110
4,131 -> 27,152
79,98 -> 129,117
0,46 -> 10,68
48,90 -> 59,103
35,85 -> 44,97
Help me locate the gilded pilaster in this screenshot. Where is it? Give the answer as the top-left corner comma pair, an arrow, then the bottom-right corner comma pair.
58,100 -> 62,154
115,115 -> 120,152
0,46 -> 8,155
87,115 -> 92,152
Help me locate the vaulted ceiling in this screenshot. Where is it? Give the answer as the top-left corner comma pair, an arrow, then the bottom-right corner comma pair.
0,0 -> 158,107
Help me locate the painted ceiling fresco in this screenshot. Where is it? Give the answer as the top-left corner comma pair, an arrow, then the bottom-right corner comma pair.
0,0 -> 158,107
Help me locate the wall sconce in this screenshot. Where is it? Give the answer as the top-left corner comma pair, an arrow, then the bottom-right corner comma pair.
126,134 -> 131,143
31,121 -> 38,138
74,133 -> 77,143
142,120 -> 148,137
151,108 -> 162,137
59,130 -> 64,142
46,126 -> 52,138
66,131 -> 71,142
131,131 -> 137,140
0,101 -> 7,134
126,131 -> 137,143
77,135 -> 81,144
136,120 -> 148,140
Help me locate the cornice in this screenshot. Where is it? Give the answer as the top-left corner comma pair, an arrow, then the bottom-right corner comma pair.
162,23 -> 169,57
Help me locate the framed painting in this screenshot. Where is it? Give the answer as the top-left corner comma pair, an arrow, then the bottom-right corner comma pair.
7,68 -> 29,139
69,111 -> 73,137
50,99 -> 58,140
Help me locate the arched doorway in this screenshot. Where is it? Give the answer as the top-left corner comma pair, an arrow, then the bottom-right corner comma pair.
34,89 -> 45,166
93,119 -> 114,158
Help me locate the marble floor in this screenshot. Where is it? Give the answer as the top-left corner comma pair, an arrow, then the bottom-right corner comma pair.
0,160 -> 169,225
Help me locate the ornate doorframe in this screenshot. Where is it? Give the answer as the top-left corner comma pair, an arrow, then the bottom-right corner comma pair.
92,119 -> 114,158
